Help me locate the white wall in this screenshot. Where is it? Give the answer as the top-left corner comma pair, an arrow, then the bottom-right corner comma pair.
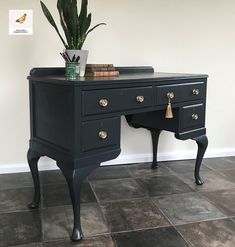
1,0 -> 235,171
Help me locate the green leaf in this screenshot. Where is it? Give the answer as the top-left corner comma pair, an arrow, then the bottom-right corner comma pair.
84,13 -> 91,34
40,0 -> 68,48
78,0 -> 88,35
86,22 -> 106,36
57,0 -> 71,47
71,0 -> 79,48
63,1 -> 76,48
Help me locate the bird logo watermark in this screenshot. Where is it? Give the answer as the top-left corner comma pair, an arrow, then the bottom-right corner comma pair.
16,13 -> 27,24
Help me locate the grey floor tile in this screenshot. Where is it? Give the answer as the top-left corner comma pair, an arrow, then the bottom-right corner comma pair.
136,175 -> 194,196
2,157 -> 235,247
177,218 -> 235,247
218,169 -> 235,183
40,170 -> 66,185
80,182 -> 97,204
42,184 -> 71,208
42,182 -> 96,208
66,203 -> 109,237
42,203 -> 109,241
44,235 -> 115,247
201,190 -> 235,216
153,192 -> 225,225
100,198 -> 169,232
88,165 -> 131,181
0,211 -> 42,247
91,178 -> 147,202
113,227 -> 189,247
203,157 -> 235,170
0,187 -> 34,213
42,205 -> 72,241
0,172 -> 33,190
164,159 -> 211,174
177,170 -> 235,192
127,162 -> 173,178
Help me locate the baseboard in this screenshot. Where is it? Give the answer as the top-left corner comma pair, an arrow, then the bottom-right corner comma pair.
0,148 -> 235,174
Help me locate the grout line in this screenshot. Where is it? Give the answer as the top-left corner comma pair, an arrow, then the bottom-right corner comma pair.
0,207 -> 42,216
89,176 -> 142,183
172,224 -> 194,247
172,216 -> 229,228
97,196 -> 152,205
111,235 -> 119,247
87,180 -> 114,235
149,196 -> 174,226
171,213 -> 231,247
88,180 -> 103,204
110,224 -> 174,235
197,190 -> 235,217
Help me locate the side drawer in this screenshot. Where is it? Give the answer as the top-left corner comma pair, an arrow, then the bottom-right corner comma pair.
82,87 -> 153,116
180,103 -> 205,130
156,82 -> 206,105
82,117 -> 120,152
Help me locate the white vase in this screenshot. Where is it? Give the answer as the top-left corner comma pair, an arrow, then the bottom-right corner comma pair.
65,49 -> 88,77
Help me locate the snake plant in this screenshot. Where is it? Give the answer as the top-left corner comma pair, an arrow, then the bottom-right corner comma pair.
40,0 -> 106,49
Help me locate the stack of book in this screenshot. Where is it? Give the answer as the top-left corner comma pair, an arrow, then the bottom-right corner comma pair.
85,64 -> 119,77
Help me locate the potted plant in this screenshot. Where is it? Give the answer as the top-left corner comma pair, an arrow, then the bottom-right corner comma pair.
40,0 -> 106,77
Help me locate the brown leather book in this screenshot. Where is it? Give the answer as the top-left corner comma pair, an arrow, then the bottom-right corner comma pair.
86,67 -> 116,72
86,64 -> 114,68
85,71 -> 120,77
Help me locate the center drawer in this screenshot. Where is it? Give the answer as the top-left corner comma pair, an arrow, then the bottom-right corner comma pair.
155,82 -> 206,105
82,87 -> 153,116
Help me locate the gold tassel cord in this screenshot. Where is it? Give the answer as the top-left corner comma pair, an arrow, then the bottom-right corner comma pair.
165,92 -> 174,119
165,101 -> 173,118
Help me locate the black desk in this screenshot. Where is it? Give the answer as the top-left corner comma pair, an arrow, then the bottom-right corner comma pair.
27,67 -> 208,242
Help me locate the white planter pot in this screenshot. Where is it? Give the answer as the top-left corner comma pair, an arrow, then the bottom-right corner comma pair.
65,49 -> 88,77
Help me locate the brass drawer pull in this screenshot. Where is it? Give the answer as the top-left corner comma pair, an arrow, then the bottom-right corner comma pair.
167,92 -> 174,99
99,99 -> 108,107
136,95 -> 145,103
99,131 -> 108,140
192,89 -> 200,95
192,114 -> 199,120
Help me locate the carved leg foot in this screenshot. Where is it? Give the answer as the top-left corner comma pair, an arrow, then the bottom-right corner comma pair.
193,135 -> 208,185
150,129 -> 162,169
58,163 -> 99,241
27,149 -> 41,209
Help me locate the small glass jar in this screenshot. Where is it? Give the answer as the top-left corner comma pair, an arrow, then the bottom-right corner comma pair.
65,62 -> 80,80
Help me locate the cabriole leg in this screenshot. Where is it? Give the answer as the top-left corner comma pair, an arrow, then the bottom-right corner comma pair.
193,135 -> 208,185
58,163 -> 99,241
27,149 -> 41,209
150,129 -> 162,169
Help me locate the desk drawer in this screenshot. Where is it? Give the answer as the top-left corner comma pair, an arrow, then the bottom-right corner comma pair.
82,117 -> 120,152
82,87 -> 153,115
180,103 -> 205,130
156,82 -> 206,105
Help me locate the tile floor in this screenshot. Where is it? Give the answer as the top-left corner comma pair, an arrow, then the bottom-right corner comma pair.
0,157 -> 235,246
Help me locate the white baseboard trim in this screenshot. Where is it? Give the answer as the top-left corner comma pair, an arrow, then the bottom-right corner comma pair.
0,148 -> 235,174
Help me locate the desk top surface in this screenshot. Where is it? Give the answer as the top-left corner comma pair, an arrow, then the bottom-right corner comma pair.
28,67 -> 208,87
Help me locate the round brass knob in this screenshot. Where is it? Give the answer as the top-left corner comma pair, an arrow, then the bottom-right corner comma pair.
99,131 -> 108,140
136,96 -> 145,103
192,89 -> 200,95
192,114 -> 199,120
167,92 -> 174,99
99,99 -> 108,107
